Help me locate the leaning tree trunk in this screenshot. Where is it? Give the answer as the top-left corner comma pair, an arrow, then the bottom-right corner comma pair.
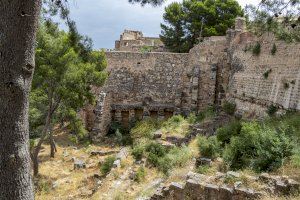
0,1 -> 41,199
49,125 -> 57,158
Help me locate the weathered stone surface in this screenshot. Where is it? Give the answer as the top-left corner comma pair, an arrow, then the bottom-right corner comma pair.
90,150 -> 118,156
113,159 -> 121,168
74,159 -> 86,170
204,184 -> 219,200
196,157 -> 212,167
184,179 -> 206,200
219,185 -> 234,200
116,148 -> 128,160
227,171 -> 240,178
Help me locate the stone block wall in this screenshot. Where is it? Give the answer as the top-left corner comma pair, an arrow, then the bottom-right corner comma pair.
228,33 -> 300,116
84,17 -> 300,139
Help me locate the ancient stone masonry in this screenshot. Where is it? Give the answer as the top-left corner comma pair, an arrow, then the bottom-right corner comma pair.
84,17 -> 300,139
227,32 -> 300,117
115,30 -> 166,52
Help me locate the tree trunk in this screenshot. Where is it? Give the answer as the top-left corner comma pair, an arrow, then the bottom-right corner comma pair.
31,105 -> 52,176
0,1 -> 41,200
49,125 -> 57,158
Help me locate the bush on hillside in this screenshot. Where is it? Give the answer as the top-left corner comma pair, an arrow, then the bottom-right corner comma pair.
145,142 -> 167,166
198,136 -> 221,159
130,119 -> 162,141
196,106 -> 216,122
223,122 -> 294,172
216,120 -> 242,146
222,101 -> 236,115
132,144 -> 145,161
100,156 -> 116,175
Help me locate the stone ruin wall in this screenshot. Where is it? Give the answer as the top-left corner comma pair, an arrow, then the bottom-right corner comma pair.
115,30 -> 166,52
228,32 -> 300,117
85,18 -> 300,140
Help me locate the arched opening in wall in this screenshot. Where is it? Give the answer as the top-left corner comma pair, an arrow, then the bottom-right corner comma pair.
121,111 -> 130,128
164,110 -> 174,119
150,111 -> 158,119
135,109 -> 143,121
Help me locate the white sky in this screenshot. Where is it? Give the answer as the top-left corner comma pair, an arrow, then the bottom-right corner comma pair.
67,0 -> 261,49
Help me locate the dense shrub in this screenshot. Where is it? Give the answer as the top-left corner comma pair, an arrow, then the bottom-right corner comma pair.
130,119 -> 162,140
134,167 -> 146,183
162,115 -> 185,129
198,136 -> 221,159
267,105 -> 278,116
145,142 -> 167,166
132,144 -> 145,161
223,122 -> 294,172
252,42 -> 261,55
222,101 -> 236,115
271,43 -> 277,55
216,120 -> 242,146
100,156 -> 116,175
196,106 -> 216,122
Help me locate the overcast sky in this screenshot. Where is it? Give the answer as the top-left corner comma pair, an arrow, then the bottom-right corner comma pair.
65,0 -> 260,49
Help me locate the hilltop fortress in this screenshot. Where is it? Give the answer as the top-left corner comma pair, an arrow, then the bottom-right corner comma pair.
80,18 -> 300,140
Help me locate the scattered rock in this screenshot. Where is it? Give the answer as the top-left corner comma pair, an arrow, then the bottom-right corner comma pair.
90,150 -> 118,156
234,181 -> 243,188
227,171 -> 240,178
113,159 -> 121,168
74,159 -> 86,170
153,130 -> 162,139
196,157 -> 212,167
116,148 -> 128,160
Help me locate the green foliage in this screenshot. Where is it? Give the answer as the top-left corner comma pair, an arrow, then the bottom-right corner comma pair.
222,101 -> 236,115
134,167 -> 147,183
223,122 -> 294,172
145,142 -> 167,166
252,42 -> 261,55
161,0 -> 243,52
196,165 -> 211,174
100,156 -> 116,175
267,105 -> 278,116
162,115 -> 184,129
198,136 -> 221,159
291,148 -> 300,168
30,21 -> 107,140
271,43 -> 277,55
245,1 -> 300,43
140,46 -> 154,53
156,146 -> 192,175
216,120 -> 241,146
196,106 -> 216,122
130,119 -> 162,140
132,144 -> 145,161
284,82 -> 290,89
263,69 -> 272,79
187,113 -> 197,124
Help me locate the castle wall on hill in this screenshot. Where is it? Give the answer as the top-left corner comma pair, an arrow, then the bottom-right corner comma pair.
84,18 -> 300,140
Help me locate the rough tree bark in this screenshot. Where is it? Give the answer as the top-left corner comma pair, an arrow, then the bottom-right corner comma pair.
0,1 -> 41,199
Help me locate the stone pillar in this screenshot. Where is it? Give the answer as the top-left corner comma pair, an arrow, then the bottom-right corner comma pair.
158,108 -> 165,120
143,107 -> 150,119
191,67 -> 200,112
115,110 -> 122,123
129,109 -> 135,123
235,17 -> 246,32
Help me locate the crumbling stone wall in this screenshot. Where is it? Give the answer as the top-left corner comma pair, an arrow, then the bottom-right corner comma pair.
115,30 -> 166,52
85,17 -> 300,139
227,32 -> 300,117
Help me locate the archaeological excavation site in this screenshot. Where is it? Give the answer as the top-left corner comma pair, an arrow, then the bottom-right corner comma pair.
2,1 -> 300,200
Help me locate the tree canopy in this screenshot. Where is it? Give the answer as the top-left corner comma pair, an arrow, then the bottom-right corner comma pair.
160,0 -> 243,53
245,0 -> 300,42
